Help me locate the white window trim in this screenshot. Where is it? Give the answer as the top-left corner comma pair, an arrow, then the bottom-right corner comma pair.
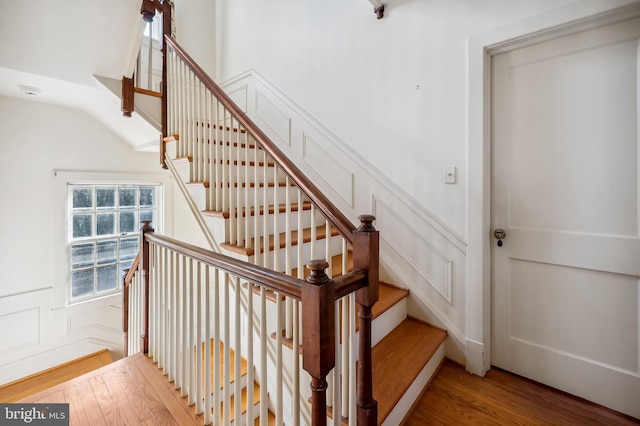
52,170 -> 173,310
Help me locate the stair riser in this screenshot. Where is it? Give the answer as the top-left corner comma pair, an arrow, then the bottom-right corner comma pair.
219,234 -> 343,272
177,163 -> 288,187
172,139 -> 265,163
217,400 -> 261,425
188,185 -> 309,216
204,209 -> 324,247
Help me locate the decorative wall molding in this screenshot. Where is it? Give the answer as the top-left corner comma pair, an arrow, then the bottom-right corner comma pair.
374,197 -> 452,303
221,69 -> 469,357
255,89 -> 292,147
0,281 -> 123,385
303,133 -> 354,207
0,307 -> 39,354
67,304 -> 123,334
227,84 -> 248,113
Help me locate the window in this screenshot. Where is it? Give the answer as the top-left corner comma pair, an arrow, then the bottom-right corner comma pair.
68,183 -> 161,301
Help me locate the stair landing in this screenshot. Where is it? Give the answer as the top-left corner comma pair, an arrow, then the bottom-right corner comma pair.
0,349 -> 113,403
19,353 -> 202,425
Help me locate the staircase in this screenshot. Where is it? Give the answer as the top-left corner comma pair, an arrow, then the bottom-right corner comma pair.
122,3 -> 448,423
161,117 -> 447,424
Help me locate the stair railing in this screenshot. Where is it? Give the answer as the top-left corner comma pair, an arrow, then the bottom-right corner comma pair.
164,35 -> 379,424
124,219 -> 378,425
124,1 -> 380,423
122,253 -> 141,356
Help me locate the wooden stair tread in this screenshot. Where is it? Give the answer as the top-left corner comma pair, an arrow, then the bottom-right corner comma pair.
292,252 -> 352,279
165,133 -> 261,150
272,282 -> 409,352
203,201 -> 312,220
243,253 -> 353,305
0,349 -> 113,402
221,225 -> 340,257
200,340 -> 248,389
185,180 -> 295,190
370,282 -> 408,322
222,382 -> 260,423
172,156 -> 274,168
372,318 -> 447,422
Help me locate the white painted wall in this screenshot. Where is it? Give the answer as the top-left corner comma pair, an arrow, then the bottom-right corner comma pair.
171,0 -> 639,371
0,95 -> 205,385
215,0 -> 579,236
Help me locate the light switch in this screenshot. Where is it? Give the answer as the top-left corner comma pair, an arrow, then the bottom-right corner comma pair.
444,166 -> 456,184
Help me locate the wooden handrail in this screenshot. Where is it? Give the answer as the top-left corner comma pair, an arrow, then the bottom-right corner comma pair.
122,252 -> 141,357
124,252 -> 141,285
164,35 -> 357,245
128,218 -> 378,423
146,231 -> 369,302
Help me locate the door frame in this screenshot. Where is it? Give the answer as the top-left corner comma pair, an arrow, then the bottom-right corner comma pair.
465,0 -> 640,376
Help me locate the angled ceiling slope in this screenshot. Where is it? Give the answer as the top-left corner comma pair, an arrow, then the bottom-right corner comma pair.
0,0 -> 159,151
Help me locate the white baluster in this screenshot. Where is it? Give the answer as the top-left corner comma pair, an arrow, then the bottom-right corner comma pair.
223,273 -> 231,424
204,266 -> 213,425
260,286 -> 268,425
195,261 -> 203,415
276,294 -> 283,426
246,281 -> 254,423
213,268 -> 221,424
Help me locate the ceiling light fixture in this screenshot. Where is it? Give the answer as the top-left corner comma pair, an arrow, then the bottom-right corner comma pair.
18,84 -> 42,96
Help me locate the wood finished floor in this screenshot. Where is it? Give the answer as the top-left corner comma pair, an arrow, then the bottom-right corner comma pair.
20,352 -> 203,425
0,349 -> 113,403
405,360 -> 640,425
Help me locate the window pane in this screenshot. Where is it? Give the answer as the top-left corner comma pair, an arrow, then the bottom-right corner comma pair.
97,213 -> 115,236
140,209 -> 155,227
119,187 -> 137,209
120,238 -> 138,260
72,214 -> 93,238
97,240 -> 117,265
139,187 -> 156,207
96,187 -> 115,209
72,187 -> 93,210
97,265 -> 118,292
71,243 -> 94,268
69,183 -> 159,301
119,211 -> 136,234
71,269 -> 94,298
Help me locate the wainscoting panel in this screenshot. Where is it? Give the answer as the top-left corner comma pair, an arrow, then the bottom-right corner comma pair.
0,288 -> 123,386
0,307 -> 39,354
255,89 -> 291,146
221,70 -> 469,362
227,84 -> 248,113
374,199 -> 452,303
303,133 -> 354,207
68,304 -> 123,335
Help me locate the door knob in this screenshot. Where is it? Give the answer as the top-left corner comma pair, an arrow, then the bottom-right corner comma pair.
494,229 -> 506,247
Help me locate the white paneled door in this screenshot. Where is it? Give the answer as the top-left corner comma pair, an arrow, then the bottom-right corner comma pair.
491,16 -> 640,419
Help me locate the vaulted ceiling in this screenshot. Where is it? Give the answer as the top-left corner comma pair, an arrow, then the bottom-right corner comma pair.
0,0 -> 159,150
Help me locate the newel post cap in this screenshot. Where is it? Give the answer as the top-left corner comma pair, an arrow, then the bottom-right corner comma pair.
357,214 -> 376,232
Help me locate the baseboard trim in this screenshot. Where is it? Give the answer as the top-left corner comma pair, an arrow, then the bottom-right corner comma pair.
0,349 -> 113,402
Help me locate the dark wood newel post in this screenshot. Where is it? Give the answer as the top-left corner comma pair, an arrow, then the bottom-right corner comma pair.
354,214 -> 379,426
140,220 -> 154,354
302,259 -> 335,426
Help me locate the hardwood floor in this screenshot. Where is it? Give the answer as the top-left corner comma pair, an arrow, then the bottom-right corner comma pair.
405,360 -> 640,425
20,352 -> 202,425
0,349 -> 113,403
12,352 -> 639,425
